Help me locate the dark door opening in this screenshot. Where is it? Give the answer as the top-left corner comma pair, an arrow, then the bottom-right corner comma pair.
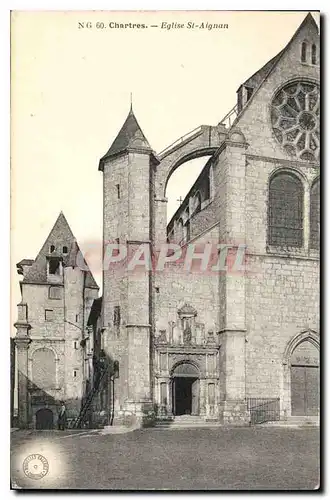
36,408 -> 54,430
173,377 -> 199,416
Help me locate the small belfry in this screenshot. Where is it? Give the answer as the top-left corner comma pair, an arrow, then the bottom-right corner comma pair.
14,13 -> 320,429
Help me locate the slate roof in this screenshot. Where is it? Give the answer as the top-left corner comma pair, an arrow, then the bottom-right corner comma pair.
98,108 -> 154,170
22,212 -> 99,289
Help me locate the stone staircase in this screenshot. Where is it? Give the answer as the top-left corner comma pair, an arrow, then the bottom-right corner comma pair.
155,415 -> 221,429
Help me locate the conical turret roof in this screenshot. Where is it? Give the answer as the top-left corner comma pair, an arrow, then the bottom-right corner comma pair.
99,108 -> 157,170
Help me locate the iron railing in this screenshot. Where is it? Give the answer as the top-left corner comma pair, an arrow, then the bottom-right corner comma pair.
219,103 -> 238,129
158,126 -> 203,157
247,398 -> 280,425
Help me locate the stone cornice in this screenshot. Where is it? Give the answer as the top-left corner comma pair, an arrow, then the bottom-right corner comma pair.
126,324 -> 151,328
29,337 -> 65,342
126,240 -> 151,245
246,153 -> 319,168
217,329 -> 247,335
14,336 -> 31,347
14,322 -> 31,330
155,345 -> 219,354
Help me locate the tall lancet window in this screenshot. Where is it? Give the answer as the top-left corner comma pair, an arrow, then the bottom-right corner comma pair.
268,172 -> 304,247
310,178 -> 320,249
312,44 -> 317,65
301,42 -> 307,63
209,165 -> 215,200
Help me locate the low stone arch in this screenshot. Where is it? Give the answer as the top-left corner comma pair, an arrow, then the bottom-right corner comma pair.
281,330 -> 319,418
35,407 -> 54,430
171,360 -> 200,378
283,329 -> 319,367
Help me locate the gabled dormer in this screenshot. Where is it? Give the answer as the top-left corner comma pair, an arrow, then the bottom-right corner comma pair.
18,212 -> 98,289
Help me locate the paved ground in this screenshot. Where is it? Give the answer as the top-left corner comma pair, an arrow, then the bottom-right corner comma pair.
11,427 -> 320,490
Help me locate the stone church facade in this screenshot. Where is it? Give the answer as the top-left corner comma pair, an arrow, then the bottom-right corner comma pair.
14,13 -> 320,428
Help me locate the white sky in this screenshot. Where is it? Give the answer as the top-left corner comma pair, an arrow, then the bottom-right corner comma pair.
10,11 -> 320,334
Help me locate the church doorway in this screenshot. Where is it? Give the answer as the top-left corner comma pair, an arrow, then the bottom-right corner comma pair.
290,340 -> 319,416
171,362 -> 200,416
36,408 -> 54,430
173,377 -> 199,415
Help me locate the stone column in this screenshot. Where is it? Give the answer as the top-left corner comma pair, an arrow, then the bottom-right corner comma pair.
218,329 -> 249,424
217,130 -> 249,425
14,335 -> 31,428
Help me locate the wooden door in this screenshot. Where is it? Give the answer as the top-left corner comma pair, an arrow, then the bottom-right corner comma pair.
291,366 -> 306,416
291,365 -> 319,416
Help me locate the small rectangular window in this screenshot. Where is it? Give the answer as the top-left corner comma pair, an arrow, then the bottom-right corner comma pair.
74,341 -> 78,350
48,258 -> 61,275
49,286 -> 62,299
246,86 -> 253,102
114,306 -> 121,327
113,238 -> 120,257
75,314 -> 79,322
45,309 -> 54,321
116,184 -> 121,199
73,369 -> 77,377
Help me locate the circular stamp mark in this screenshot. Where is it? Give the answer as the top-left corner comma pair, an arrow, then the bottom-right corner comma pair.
22,454 -> 49,480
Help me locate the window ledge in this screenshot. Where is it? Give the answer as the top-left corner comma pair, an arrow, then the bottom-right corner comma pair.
266,245 -> 307,257
301,62 -> 319,67
266,245 -> 319,259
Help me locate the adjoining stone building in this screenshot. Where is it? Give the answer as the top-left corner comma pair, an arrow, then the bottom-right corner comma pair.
14,13 -> 320,428
14,213 -> 99,428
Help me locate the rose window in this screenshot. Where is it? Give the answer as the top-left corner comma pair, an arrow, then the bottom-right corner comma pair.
271,81 -> 320,162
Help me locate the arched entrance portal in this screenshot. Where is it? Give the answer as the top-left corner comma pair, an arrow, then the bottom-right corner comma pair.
290,340 -> 319,416
36,408 -> 54,430
171,363 -> 200,416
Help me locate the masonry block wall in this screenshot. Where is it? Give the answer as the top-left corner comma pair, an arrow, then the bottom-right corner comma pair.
155,226 -> 221,336
232,16 -> 320,417
102,148 -> 153,420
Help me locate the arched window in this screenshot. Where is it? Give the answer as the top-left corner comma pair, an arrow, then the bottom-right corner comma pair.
310,179 -> 320,249
193,192 -> 202,214
183,221 -> 190,243
301,42 -> 307,63
268,172 -> 304,247
311,44 -> 317,65
32,348 -> 56,389
176,218 -> 184,243
209,165 -> 215,200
